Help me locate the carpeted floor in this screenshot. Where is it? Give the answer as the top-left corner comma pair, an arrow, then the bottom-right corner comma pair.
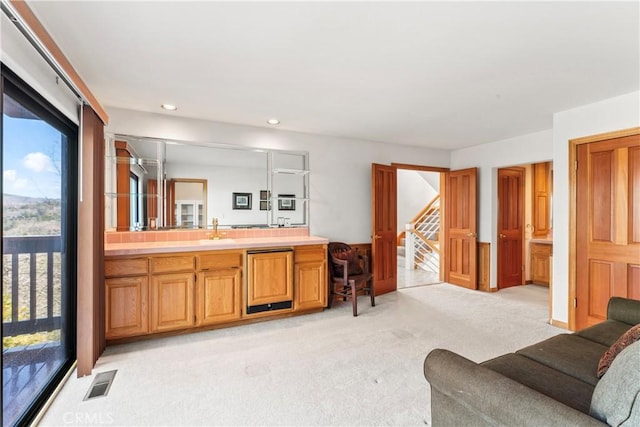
40,283 -> 562,426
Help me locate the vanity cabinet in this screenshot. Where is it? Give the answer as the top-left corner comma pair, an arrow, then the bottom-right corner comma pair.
531,243 -> 552,286
104,242 -> 326,343
196,251 -> 243,326
150,256 -> 196,332
105,258 -> 149,340
294,245 -> 327,311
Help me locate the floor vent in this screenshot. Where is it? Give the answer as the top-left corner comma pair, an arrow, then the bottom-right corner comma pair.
84,370 -> 117,401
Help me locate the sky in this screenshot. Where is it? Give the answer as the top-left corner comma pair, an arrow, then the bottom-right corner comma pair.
2,113 -> 63,200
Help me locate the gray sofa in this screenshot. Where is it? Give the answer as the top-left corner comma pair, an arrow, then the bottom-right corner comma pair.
423,297 -> 640,426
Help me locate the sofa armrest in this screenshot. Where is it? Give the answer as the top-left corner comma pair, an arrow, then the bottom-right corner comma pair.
424,349 -> 606,427
607,297 -> 640,326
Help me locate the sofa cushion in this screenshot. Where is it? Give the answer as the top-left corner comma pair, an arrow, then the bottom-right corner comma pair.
597,323 -> 640,378
576,319 -> 633,347
516,334 -> 608,386
482,353 -> 595,414
590,341 -> 640,426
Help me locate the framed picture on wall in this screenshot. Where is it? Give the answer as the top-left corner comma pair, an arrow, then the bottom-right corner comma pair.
259,190 -> 271,211
278,194 -> 295,211
232,192 -> 252,210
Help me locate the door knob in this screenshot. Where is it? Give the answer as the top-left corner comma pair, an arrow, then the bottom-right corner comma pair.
499,233 -> 506,238
466,232 -> 477,238
374,234 -> 382,239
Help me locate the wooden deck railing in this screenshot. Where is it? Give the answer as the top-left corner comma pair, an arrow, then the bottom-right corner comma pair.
2,235 -> 61,337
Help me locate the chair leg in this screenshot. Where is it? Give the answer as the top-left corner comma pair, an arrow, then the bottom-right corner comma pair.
370,279 -> 375,307
349,279 -> 357,317
327,280 -> 334,309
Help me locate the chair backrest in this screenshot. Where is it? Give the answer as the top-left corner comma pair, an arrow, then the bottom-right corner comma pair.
328,242 -> 363,277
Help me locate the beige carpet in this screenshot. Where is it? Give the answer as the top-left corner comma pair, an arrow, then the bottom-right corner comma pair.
40,284 -> 562,426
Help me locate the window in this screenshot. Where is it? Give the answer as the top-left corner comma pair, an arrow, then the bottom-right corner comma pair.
2,65 -> 78,426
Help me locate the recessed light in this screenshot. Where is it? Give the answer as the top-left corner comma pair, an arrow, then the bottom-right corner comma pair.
161,104 -> 177,111
267,118 -> 280,125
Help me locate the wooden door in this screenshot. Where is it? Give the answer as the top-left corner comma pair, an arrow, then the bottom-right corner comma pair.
497,168 -> 524,289
150,272 -> 195,332
295,261 -> 327,310
197,268 -> 241,325
576,134 -> 640,329
105,276 -> 148,339
371,164 -> 397,295
533,162 -> 551,237
444,168 -> 478,289
531,243 -> 552,286
246,251 -> 294,306
294,245 -> 327,310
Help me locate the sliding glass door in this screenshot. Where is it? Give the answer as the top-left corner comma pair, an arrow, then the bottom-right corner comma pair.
1,65 -> 77,427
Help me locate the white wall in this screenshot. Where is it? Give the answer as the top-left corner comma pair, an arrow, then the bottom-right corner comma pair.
551,91 -> 640,324
450,129 -> 554,288
105,107 -> 451,242
397,170 -> 438,234
450,90 -> 640,325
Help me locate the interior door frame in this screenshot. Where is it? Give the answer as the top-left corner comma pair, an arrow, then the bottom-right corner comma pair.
568,126 -> 640,330
391,163 -> 450,283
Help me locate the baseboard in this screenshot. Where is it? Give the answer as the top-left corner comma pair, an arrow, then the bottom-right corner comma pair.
550,319 -> 569,330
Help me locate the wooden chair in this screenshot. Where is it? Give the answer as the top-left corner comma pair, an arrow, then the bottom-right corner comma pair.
327,242 -> 375,317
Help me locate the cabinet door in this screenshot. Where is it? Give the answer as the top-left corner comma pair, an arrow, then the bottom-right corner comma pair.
246,251 -> 293,307
294,261 -> 327,310
197,268 -> 242,325
531,244 -> 551,286
105,276 -> 148,339
150,272 -> 195,332
533,162 -> 550,237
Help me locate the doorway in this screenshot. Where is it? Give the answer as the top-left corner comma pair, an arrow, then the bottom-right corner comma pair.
496,162 -> 552,296
396,169 -> 442,289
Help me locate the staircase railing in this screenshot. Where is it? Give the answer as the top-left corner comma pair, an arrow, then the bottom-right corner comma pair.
402,195 -> 440,273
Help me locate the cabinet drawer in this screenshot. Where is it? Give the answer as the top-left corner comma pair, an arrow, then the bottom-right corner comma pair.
150,255 -> 195,274
294,245 -> 326,263
198,251 -> 242,270
105,258 -> 148,277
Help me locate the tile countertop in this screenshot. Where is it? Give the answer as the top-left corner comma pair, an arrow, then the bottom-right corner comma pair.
105,235 -> 329,256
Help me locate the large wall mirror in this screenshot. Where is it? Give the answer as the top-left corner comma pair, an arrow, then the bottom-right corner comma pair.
105,135 -> 309,231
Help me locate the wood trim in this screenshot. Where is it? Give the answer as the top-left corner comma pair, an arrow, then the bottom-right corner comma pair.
570,127 -> 640,145
550,319 -> 569,330
478,242 -> 491,292
77,105 -> 105,377
568,127 -> 640,331
115,141 -> 131,231
391,163 -> 450,173
8,1 -> 109,124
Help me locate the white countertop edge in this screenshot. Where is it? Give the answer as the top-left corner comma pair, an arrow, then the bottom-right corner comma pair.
105,236 -> 329,256
529,239 -> 553,244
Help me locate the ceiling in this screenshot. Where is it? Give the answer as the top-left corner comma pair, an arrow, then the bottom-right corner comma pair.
27,1 -> 639,150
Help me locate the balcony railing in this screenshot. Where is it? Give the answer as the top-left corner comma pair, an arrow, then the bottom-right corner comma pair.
2,235 -> 61,337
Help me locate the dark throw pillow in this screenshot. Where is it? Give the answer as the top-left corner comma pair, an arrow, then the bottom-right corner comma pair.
597,323 -> 640,378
